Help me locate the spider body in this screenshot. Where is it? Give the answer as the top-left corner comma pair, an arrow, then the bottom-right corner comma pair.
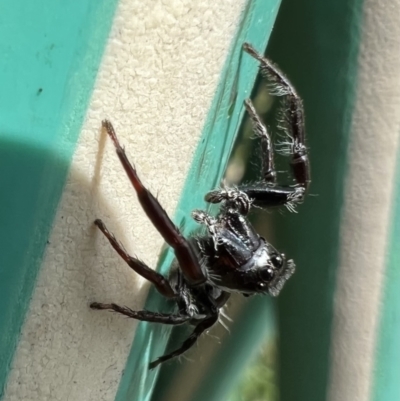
90,43 -> 310,369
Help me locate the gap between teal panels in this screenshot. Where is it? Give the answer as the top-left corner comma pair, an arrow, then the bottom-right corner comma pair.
114,1 -> 282,401
0,0 -> 118,397
372,139 -> 400,401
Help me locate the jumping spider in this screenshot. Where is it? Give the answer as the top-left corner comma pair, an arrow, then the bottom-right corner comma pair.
90,43 -> 310,369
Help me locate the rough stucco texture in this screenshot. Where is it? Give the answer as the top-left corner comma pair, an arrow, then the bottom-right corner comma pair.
3,1 -> 246,400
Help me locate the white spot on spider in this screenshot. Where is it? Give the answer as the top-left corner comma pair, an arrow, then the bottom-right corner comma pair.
255,247 -> 270,268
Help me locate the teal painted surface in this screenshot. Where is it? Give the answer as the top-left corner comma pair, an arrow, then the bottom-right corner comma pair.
266,1 -> 365,400
192,298 -> 277,401
114,1 -> 282,400
0,1 -> 118,397
372,142 -> 400,401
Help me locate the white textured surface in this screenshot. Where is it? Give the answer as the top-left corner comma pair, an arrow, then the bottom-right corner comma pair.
3,1 -> 245,400
328,1 -> 400,400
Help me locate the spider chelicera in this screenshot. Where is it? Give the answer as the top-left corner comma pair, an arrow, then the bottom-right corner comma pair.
90,43 -> 310,369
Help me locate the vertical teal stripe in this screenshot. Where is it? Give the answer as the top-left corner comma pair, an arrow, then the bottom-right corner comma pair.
266,1 -> 364,401
0,1 -> 118,397
372,138 -> 400,401
115,1 -> 282,400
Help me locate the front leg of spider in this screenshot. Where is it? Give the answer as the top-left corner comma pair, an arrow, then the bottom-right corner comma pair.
206,44 -> 310,212
239,43 -> 310,210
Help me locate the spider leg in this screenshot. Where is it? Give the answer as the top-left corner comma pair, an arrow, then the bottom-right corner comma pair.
148,313 -> 218,369
90,302 -> 190,325
239,98 -> 305,209
224,43 -> 311,211
94,219 -> 176,298
101,120 -> 206,286
203,93 -> 303,212
244,98 -> 276,184
243,43 -> 310,189
205,184 -> 252,215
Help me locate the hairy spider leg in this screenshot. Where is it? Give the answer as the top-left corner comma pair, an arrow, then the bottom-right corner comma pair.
222,43 -> 311,211
101,120 -> 206,286
205,44 -> 310,212
244,98 -> 277,184
243,43 -> 310,189
93,219 -> 175,298
240,98 -> 302,209
149,313 -> 218,370
205,101 -> 301,209
90,302 -> 190,324
204,184 -> 252,215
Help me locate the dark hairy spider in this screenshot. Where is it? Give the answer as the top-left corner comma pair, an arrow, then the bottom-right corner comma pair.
90,43 -> 310,369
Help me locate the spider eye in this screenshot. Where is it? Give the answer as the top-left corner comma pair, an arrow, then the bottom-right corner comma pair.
270,254 -> 284,268
260,268 -> 274,282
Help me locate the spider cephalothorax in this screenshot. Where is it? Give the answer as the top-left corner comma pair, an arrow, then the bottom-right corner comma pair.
90,43 -> 310,369
191,200 -> 296,297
